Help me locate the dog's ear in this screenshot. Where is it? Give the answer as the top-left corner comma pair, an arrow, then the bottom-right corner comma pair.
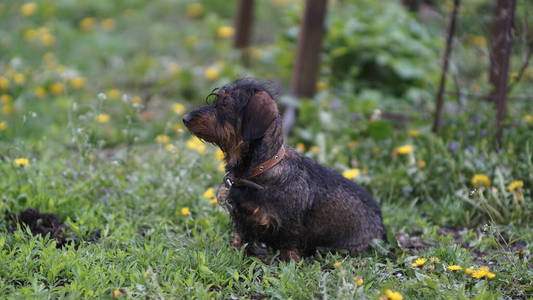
242,91 -> 279,141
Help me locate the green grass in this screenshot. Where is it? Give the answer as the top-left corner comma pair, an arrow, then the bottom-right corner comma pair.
1,0 -> 532,299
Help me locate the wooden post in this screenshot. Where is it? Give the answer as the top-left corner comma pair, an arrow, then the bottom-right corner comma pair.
234,0 -> 255,65
489,0 -> 516,146
432,0 -> 460,133
283,0 -> 328,137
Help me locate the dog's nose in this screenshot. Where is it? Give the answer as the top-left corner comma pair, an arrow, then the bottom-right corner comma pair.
182,113 -> 193,126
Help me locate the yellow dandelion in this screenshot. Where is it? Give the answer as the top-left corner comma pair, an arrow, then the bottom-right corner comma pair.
34,87 -> 47,98
172,103 -> 186,114
204,67 -> 220,81
343,169 -> 360,180
217,26 -> 234,38
411,257 -> 427,267
2,105 -> 13,115
164,143 -> 177,152
106,89 -> 121,100
186,3 -> 204,18
333,261 -> 342,268
0,77 -> 9,89
172,124 -> 184,133
464,267 -> 474,275
0,94 -> 11,104
111,289 -> 122,297
49,83 -> 64,95
214,149 -> 224,161
310,146 -> 320,153
155,135 -> 170,144
203,188 -> 215,199
523,114 -> 533,123
101,18 -> 115,31
96,114 -> 110,123
181,207 -> 191,216
408,129 -> 420,137
447,265 -> 462,271
486,272 -> 496,279
14,158 -> 30,166
417,160 -> 426,168
0,121 -> 7,131
316,81 -> 327,90
295,143 -> 305,152
14,74 -> 26,85
471,266 -> 490,279
70,76 -> 85,89
218,162 -> 225,172
80,17 -> 95,31
353,276 -> 364,287
131,96 -> 142,104
471,174 -> 490,187
40,33 -> 55,46
384,289 -> 403,300
508,180 -> 524,192
210,198 -> 218,205
186,137 -> 206,153
394,145 -> 414,155
20,2 -> 37,16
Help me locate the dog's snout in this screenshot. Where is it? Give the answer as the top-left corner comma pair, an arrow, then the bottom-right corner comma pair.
182,113 -> 193,126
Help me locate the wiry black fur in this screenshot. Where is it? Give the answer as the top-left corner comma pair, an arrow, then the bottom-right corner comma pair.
184,78 -> 385,260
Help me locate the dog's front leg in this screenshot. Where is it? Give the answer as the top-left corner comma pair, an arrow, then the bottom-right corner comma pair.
280,248 -> 302,262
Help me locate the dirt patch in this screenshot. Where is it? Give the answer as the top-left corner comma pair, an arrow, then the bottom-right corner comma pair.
7,208 -> 100,248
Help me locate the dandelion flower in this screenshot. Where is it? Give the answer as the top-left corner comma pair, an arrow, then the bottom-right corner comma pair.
0,121 -> 7,131
295,143 -> 305,152
218,162 -> 225,172
14,158 -> 30,166
384,289 -> 403,300
394,145 -> 414,155
210,198 -> 218,205
411,257 -> 427,267
507,180 -> 523,192
486,272 -> 496,279
408,130 -> 420,137
70,76 -> 85,89
186,137 -> 206,153
50,83 -> 64,95
343,169 -> 360,180
20,2 -> 37,16
316,81 -> 327,90
101,18 -> 115,31
131,96 -> 142,104
2,105 -> 13,114
523,114 -> 533,123
417,160 -> 426,168
40,33 -> 55,46
181,207 -> 191,216
164,143 -> 177,152
14,74 -> 26,85
447,265 -> 462,271
464,267 -> 474,275
106,89 -> 121,100
172,103 -> 186,114
34,87 -> 47,98
111,289 -> 122,297
471,266 -> 490,279
172,124 -> 184,133
186,3 -> 204,18
96,114 -> 110,123
217,26 -> 234,38
333,261 -> 342,268
0,77 -> 9,89
215,149 -> 224,161
203,188 -> 215,199
471,174 -> 490,187
0,94 -> 11,104
310,146 -> 320,153
204,67 -> 220,81
353,276 -> 364,287
80,17 -> 95,31
155,135 -> 170,144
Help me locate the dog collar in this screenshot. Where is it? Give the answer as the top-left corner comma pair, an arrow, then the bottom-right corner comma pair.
223,145 -> 285,190
249,145 -> 285,178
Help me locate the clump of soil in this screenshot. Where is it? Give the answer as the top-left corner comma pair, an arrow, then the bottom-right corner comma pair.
17,208 -> 69,248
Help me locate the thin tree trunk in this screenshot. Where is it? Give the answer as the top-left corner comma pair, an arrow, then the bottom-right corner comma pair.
234,0 -> 255,65
283,0 -> 328,137
432,0 -> 460,133
489,0 -> 516,147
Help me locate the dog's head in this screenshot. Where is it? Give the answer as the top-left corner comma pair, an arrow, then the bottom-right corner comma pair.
183,78 -> 279,161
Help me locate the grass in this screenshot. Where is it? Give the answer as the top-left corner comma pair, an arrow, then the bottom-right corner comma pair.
0,0 -> 532,299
